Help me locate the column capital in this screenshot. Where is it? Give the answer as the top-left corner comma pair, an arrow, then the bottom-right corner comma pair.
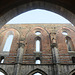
51,43 -> 57,48
18,43 -> 25,48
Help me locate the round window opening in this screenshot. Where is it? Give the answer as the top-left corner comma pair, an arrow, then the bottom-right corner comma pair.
35,31 -> 41,35
62,31 -> 68,36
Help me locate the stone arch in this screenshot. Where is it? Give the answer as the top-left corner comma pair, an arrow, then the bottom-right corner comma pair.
23,26 -> 51,64
56,26 -> 75,51
0,1 -> 75,28
56,26 -> 75,63
0,28 -> 20,53
25,26 -> 50,54
28,68 -> 47,75
69,69 -> 75,75
0,28 -> 20,63
0,68 -> 8,75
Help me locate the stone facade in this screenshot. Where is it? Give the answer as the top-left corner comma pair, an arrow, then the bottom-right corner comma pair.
0,24 -> 75,75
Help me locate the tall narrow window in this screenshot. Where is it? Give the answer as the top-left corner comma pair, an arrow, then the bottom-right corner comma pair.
36,40 -> 40,52
35,58 -> 41,64
34,73 -> 42,75
65,36 -> 74,51
0,72 -> 4,75
3,34 -> 14,52
72,57 -> 75,63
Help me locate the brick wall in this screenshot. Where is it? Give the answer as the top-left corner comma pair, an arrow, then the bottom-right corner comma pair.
0,24 -> 74,64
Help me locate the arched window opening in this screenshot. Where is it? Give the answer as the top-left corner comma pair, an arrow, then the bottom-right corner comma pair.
36,40 -> 40,52
35,31 -> 41,36
72,57 -> 75,63
3,34 -> 14,52
35,58 -> 41,64
0,72 -> 5,75
62,31 -> 68,36
36,38 -> 41,52
34,73 -> 42,75
65,36 -> 74,51
0,56 -> 4,63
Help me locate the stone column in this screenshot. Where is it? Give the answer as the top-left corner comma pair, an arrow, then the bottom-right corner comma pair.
16,43 -> 25,63
15,43 -> 25,75
51,43 -> 60,75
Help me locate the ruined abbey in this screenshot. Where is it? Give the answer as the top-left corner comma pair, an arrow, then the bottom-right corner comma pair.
0,23 -> 74,75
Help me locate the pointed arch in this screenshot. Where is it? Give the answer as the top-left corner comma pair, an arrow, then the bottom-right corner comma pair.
25,26 -> 51,53
0,0 -> 75,28
56,26 -> 75,51
0,68 -> 8,75
0,28 -> 20,53
28,68 -> 47,75
23,26 -> 51,64
69,69 -> 75,75
0,28 -> 20,63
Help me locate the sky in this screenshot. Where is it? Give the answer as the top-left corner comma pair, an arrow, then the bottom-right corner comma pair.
7,9 -> 71,24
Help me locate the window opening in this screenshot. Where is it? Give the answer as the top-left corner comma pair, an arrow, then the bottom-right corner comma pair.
72,57 -> 75,63
35,58 -> 41,64
3,34 -> 14,52
65,36 -> 74,51
35,31 -> 41,36
0,56 -> 4,63
62,31 -> 68,36
34,73 -> 42,75
0,72 -> 5,75
36,40 -> 40,52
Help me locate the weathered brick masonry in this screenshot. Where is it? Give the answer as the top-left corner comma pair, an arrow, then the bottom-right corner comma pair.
0,24 -> 75,75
